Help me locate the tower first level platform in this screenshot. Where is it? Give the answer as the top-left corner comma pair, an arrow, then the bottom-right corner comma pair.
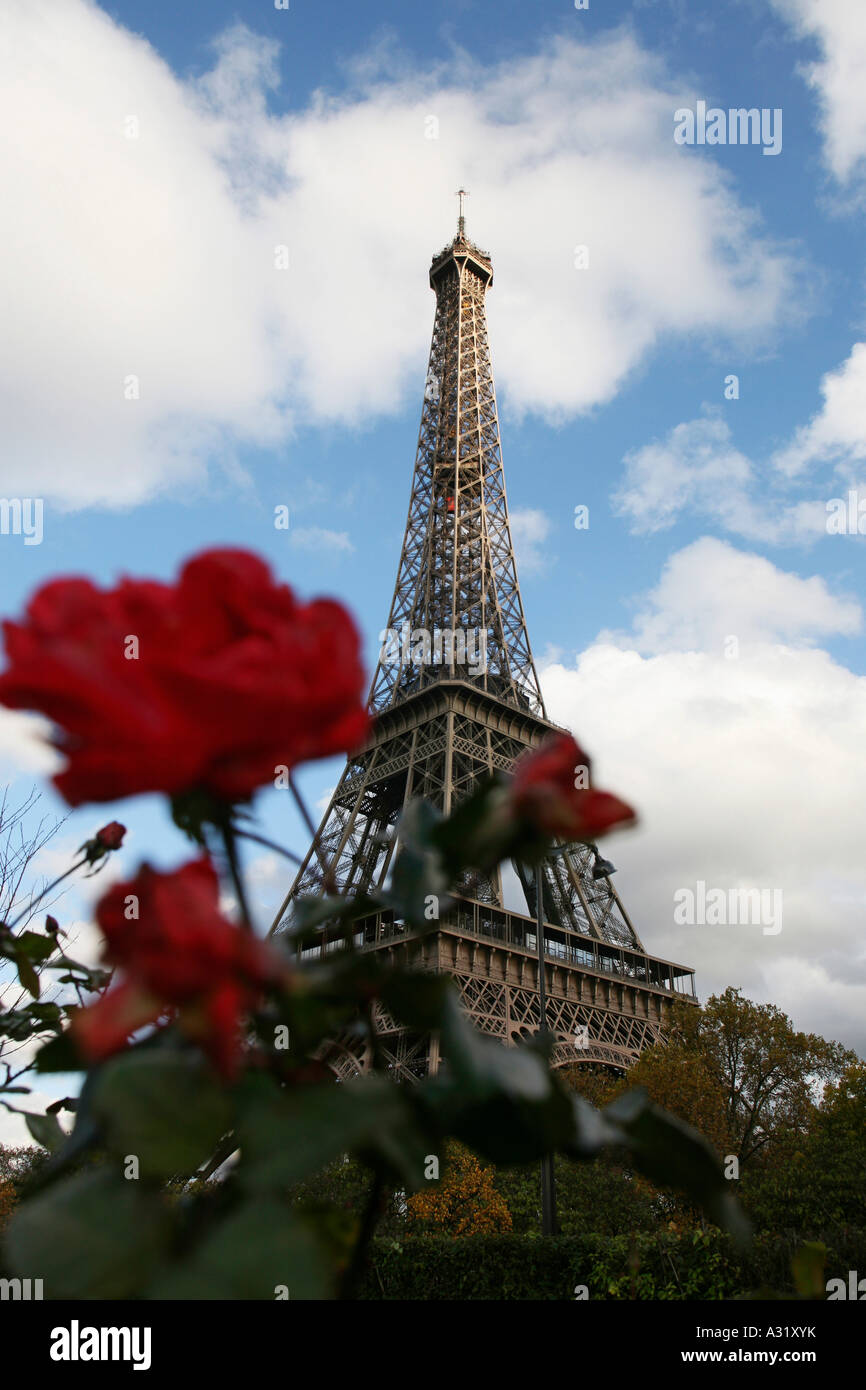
303,892 -> 697,1083
291,677 -> 697,1083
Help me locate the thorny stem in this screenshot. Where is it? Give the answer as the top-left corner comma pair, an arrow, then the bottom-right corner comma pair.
292,773 -> 344,968
232,828 -> 303,868
220,821 -> 253,932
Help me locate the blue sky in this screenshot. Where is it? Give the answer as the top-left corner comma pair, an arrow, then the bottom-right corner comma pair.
1,0 -> 866,1135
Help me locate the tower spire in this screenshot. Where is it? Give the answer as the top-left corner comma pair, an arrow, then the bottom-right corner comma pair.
455,187 -> 469,237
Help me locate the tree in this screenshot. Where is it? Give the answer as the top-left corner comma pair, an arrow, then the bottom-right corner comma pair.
407,1143 -> 513,1238
0,789 -> 67,1103
740,1060 -> 866,1232
0,1145 -> 49,1189
557,1062 -> 621,1109
0,791 -> 116,1121
0,1179 -> 15,1233
623,988 -> 855,1167
0,1146 -> 49,1235
613,1041 -> 731,1158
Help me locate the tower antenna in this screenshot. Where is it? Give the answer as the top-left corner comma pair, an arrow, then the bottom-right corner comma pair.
455,187 -> 469,236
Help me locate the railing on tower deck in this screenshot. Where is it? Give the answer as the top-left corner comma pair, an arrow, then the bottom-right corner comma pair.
294,896 -> 697,1000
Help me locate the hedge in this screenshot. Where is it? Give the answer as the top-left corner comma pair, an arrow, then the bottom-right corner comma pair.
358,1228 -> 866,1300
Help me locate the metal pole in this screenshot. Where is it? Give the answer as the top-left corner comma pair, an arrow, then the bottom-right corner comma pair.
535,865 -> 557,1236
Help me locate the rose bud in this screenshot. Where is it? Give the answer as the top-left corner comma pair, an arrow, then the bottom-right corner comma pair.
79,821 -> 127,866
510,733 -> 636,843
96,822 -> 126,851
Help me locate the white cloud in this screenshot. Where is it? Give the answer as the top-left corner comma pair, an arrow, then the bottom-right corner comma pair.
244,851 -> 288,932
773,342 -> 866,477
615,345 -> 866,542
510,507 -> 553,574
0,711 -> 61,779
289,527 -> 354,554
770,0 -> 866,184
0,5 -> 803,509
607,536 -> 861,652
539,540 -> 866,1054
617,414 -> 833,544
615,414 -> 756,535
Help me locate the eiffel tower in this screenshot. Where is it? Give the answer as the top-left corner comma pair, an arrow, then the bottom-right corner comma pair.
277,195 -> 696,1080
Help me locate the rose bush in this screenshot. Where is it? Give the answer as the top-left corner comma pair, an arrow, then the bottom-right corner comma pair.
0,548 -> 747,1301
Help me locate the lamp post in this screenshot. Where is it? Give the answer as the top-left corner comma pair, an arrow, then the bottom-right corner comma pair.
535,862 -> 558,1237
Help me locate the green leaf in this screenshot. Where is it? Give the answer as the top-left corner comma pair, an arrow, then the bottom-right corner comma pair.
46,1096 -> 76,1115
15,953 -> 40,998
92,1051 -> 233,1179
31,1002 -> 63,1023
169,787 -> 227,846
0,1001 -> 63,1042
14,930 -> 57,963
568,1092 -> 626,1156
146,1199 -> 330,1300
4,1167 -> 170,1298
384,800 -> 451,927
380,970 -> 453,1033
421,994 -> 576,1164
46,954 -> 111,992
237,1072 -> 431,1193
438,993 -> 549,1101
430,775 -> 514,872
33,1031 -> 84,1073
24,1110 -> 66,1153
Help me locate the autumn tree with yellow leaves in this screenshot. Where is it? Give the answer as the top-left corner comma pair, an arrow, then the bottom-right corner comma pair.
407,1143 -> 513,1238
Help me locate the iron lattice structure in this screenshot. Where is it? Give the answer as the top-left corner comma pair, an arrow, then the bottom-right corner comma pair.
276,213 -> 696,1080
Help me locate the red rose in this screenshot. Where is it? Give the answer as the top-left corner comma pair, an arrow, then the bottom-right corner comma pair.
72,857 -> 282,1077
96,822 -> 126,850
0,549 -> 370,806
511,732 -> 636,841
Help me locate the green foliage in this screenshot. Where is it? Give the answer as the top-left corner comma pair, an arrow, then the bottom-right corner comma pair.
357,1229 -> 866,1301
285,1154 -> 409,1274
495,1155 -> 658,1237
